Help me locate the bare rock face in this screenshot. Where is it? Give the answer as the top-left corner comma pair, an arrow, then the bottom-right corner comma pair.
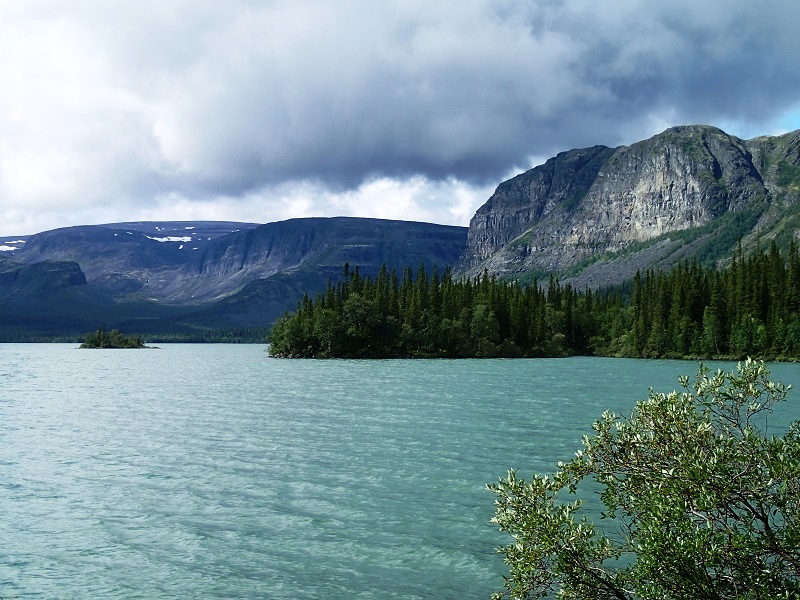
466,145 -> 615,266
462,125 -> 784,277
747,129 -> 800,202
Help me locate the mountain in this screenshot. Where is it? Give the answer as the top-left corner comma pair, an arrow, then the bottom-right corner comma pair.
7,124 -> 800,341
1,218 -> 467,340
0,236 -> 29,254
15,221 -> 260,297
462,125 -> 800,288
0,258 -> 87,305
138,216 -> 465,303
140,217 -> 468,333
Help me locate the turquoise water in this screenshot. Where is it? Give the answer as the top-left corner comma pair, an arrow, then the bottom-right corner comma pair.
2,345 -> 799,599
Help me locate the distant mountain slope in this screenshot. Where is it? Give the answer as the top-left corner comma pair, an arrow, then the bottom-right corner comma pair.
462,125 -> 800,287
159,217 -> 468,302
0,236 -> 29,254
15,221 -> 259,297
0,258 -> 87,304
2,217 -> 467,340
0,253 -> 194,339
97,221 -> 259,240
166,218 -> 468,330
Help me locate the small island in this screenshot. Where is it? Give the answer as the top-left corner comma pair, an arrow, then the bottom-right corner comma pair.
80,326 -> 149,349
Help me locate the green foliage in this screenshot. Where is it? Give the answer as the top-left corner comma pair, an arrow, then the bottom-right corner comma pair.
691,209 -> 764,266
619,240 -> 800,359
142,328 -> 269,343
509,231 -> 534,250
777,161 -> 800,192
488,360 -> 800,599
268,241 -> 800,360
80,325 -> 146,348
268,264 -> 606,358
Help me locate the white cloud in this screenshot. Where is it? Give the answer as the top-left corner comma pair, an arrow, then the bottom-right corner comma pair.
117,176 -> 491,230
1,0 -> 800,235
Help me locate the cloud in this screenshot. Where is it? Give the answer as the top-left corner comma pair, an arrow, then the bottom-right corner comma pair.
126,176 -> 494,231
1,0 -> 800,235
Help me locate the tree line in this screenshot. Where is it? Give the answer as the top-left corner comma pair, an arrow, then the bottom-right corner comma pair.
268,241 -> 800,359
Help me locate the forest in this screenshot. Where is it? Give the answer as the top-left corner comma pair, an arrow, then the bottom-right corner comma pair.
268,241 -> 800,360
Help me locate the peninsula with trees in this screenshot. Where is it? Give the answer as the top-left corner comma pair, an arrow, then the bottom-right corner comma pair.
268,241 -> 800,360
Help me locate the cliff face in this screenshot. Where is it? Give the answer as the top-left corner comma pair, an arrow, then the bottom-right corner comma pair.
467,145 -> 616,263
185,217 -> 466,278
463,125 -> 798,278
165,217 -> 468,302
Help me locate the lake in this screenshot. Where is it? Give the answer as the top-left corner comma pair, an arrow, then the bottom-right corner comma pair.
2,345 -> 799,599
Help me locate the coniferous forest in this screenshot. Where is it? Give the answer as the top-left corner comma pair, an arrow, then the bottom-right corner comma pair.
80,326 -> 146,349
268,242 -> 800,360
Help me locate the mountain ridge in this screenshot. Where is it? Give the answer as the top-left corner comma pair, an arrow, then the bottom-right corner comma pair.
5,124 -> 800,340
461,125 -> 800,286
1,217 -> 467,339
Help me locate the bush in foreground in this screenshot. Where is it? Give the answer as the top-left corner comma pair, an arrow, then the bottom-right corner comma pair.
488,359 -> 800,599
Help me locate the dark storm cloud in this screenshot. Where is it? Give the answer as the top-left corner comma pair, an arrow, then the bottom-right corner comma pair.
140,0 -> 800,191
1,0 -> 800,235
565,3 -> 800,130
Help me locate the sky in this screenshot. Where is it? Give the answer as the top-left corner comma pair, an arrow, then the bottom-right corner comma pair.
2,0 -> 800,237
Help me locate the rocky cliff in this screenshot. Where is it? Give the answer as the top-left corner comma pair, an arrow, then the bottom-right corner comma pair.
462,125 -> 800,282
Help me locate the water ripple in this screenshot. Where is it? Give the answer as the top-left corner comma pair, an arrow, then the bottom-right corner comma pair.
1,345 -> 799,598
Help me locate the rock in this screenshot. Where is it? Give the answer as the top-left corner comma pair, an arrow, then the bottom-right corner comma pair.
461,125 -> 799,283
